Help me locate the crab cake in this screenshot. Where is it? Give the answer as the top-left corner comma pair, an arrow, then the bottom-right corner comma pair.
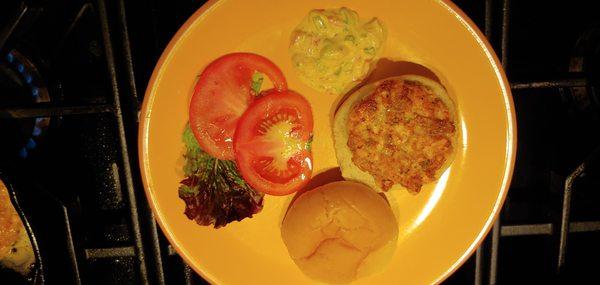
333,75 -> 457,193
0,179 -> 35,274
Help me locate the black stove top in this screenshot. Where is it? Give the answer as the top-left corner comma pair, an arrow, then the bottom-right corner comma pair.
1,0 -> 599,284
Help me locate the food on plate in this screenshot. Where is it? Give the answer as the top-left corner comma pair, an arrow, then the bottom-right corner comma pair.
189,53 -> 287,160
180,53 -> 285,227
179,125 -> 264,228
289,7 -> 386,95
0,179 -> 35,275
281,181 -> 398,284
333,75 -> 457,193
180,51 -> 315,227
234,90 -> 314,196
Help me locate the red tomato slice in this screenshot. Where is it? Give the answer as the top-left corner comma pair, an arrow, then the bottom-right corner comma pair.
189,53 -> 287,160
234,90 -> 313,195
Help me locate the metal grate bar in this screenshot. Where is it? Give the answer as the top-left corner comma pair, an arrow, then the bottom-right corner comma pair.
489,1 -> 510,284
117,0 -> 142,113
169,245 -> 195,284
96,0 -> 150,283
558,164 -> 582,273
90,241 -> 326,259
0,2 -> 27,52
85,247 -> 136,259
501,222 -> 600,237
484,0 -> 493,40
475,247 -> 484,285
502,224 -> 553,236
557,146 -> 600,274
0,2 -> 42,54
116,0 -> 166,284
184,265 -> 194,285
475,1 -> 494,283
511,79 -> 587,90
500,0 -> 510,69
0,103 -> 113,118
489,219 -> 501,285
570,221 -> 600,233
62,206 -> 82,285
50,3 -> 94,65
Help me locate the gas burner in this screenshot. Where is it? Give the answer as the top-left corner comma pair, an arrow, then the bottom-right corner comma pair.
0,49 -> 50,159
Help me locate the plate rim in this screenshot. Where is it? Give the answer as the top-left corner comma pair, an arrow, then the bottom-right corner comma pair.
138,0 -> 517,284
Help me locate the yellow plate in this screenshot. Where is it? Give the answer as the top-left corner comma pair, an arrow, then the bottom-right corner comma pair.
139,1 -> 516,284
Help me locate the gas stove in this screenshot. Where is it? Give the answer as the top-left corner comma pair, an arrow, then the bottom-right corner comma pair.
0,0 -> 599,284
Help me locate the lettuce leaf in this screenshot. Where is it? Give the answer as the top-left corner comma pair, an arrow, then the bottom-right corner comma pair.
178,124 -> 264,228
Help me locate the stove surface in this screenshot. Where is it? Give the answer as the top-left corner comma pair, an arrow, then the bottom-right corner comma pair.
1,0 -> 599,284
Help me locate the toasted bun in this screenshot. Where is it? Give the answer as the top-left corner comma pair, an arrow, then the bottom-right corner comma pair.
281,181 -> 398,284
333,75 -> 458,192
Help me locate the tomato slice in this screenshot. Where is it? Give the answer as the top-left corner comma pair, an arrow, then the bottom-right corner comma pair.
234,90 -> 313,195
189,53 -> 287,160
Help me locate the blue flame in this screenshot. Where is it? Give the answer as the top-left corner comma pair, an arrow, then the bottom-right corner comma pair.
26,138 -> 36,150
19,148 -> 28,158
32,126 -> 42,137
5,50 -> 45,159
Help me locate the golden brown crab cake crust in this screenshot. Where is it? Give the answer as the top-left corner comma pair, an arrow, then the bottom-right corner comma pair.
0,181 -> 20,259
339,75 -> 457,193
0,180 -> 35,275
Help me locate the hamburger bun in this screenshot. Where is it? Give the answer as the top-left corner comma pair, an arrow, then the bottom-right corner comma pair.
281,181 -> 398,283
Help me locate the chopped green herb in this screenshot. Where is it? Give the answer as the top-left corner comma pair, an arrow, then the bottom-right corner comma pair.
363,47 -> 375,55
306,135 -> 313,152
334,67 -> 342,76
251,72 -> 264,95
312,15 -> 326,30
